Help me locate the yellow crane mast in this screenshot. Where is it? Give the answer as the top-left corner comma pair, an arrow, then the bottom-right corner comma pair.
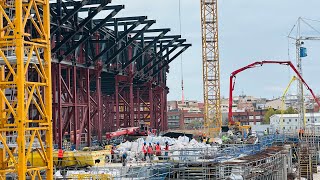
200,0 -> 221,137
0,0 -> 52,179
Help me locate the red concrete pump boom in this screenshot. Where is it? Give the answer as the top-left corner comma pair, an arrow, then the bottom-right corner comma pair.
228,60 -> 320,125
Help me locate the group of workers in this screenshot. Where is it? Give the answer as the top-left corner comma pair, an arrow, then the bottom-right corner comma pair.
110,141 -> 170,166
142,141 -> 169,161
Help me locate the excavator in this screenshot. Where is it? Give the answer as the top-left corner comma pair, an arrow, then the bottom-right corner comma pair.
226,60 -> 320,135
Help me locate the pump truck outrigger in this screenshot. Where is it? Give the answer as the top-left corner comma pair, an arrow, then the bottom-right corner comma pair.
226,60 -> 320,133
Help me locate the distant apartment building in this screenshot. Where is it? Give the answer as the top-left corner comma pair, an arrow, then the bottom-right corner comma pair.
167,100 -> 204,129
234,95 -> 260,112
237,102 -> 254,112
265,99 -> 285,110
167,109 -> 204,130
167,110 -> 183,129
184,112 -> 204,129
167,101 -> 178,111
306,102 -> 320,113
305,95 -> 320,113
167,94 -> 320,129
270,113 -> 320,133
167,100 -> 202,113
221,98 -> 237,113
232,109 -> 267,125
253,98 -> 267,109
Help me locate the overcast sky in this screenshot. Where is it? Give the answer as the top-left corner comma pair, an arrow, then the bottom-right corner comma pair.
109,0 -> 320,102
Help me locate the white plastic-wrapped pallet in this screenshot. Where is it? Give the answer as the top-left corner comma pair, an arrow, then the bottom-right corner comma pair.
160,136 -> 177,145
117,141 -> 132,151
177,136 -> 189,143
227,174 -> 244,180
130,142 -> 139,153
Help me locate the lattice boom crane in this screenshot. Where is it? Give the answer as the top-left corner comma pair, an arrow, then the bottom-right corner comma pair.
200,0 -> 222,136
0,0 -> 53,179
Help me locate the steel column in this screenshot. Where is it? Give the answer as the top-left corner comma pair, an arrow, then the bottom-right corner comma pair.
96,69 -> 102,142
58,64 -> 63,148
149,83 -> 154,128
115,77 -> 120,128
130,79 -> 134,126
73,66 -> 78,148
137,88 -> 141,123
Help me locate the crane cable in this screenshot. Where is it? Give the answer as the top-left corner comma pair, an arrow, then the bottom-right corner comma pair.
178,0 -> 185,103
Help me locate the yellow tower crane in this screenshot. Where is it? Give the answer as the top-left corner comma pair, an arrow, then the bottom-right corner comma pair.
200,0 -> 221,137
0,0 -> 53,179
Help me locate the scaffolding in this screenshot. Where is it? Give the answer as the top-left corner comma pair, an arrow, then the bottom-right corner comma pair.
49,143 -> 292,180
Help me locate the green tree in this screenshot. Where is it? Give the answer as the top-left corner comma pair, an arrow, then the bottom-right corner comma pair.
285,106 -> 297,114
263,108 -> 275,124
263,106 -> 297,124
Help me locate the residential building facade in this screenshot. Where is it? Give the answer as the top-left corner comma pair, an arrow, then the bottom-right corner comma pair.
167,109 -> 204,130
232,109 -> 267,125
270,113 -> 320,133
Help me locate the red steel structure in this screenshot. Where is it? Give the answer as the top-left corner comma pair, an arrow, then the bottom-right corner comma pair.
228,61 -> 320,125
50,1 -> 191,149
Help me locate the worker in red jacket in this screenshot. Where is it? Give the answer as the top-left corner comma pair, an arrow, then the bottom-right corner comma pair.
57,149 -> 64,167
147,143 -> 153,160
155,142 -> 162,160
142,142 -> 147,161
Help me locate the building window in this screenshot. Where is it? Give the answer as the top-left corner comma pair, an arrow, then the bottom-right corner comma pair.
283,119 -> 285,123
308,119 -> 310,122
296,126 -> 297,129
295,119 -> 297,122
289,119 -> 291,122
283,127 -> 285,130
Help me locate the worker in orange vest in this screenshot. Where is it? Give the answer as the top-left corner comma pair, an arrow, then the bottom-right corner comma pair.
164,141 -> 169,160
147,143 -> 153,160
155,142 -> 162,160
110,145 -> 116,163
142,142 -> 147,161
299,128 -> 305,137
57,149 -> 64,167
